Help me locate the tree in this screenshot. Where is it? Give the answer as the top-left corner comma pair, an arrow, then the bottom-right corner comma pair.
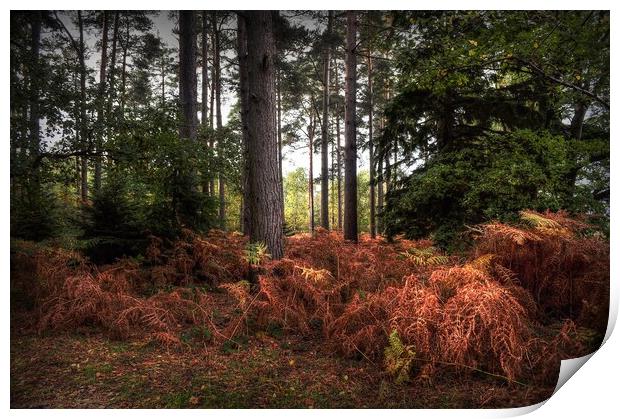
77,11 -> 88,202
237,13 -> 251,235
245,11 -> 284,259
94,11 -> 109,192
320,11 -> 333,229
212,12 -> 226,230
343,11 -> 358,242
178,11 -> 197,141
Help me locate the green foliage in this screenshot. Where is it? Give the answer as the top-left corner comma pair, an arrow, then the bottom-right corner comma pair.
243,242 -> 270,266
384,330 -> 415,385
383,130 -> 572,248
10,183 -> 62,241
401,247 -> 449,267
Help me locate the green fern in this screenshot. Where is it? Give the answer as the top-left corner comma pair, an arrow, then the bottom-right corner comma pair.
384,330 -> 416,384
519,210 -> 561,230
402,247 -> 449,267
243,242 -> 271,266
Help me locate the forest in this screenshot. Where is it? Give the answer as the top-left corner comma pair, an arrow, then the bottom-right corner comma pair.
10,10 -> 610,408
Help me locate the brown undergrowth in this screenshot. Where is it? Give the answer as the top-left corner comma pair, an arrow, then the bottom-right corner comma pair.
11,211 -> 609,387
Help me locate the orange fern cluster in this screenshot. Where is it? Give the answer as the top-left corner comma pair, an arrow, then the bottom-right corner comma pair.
145,229 -> 248,287
12,241 -> 214,342
12,210 -> 609,385
473,210 -> 609,329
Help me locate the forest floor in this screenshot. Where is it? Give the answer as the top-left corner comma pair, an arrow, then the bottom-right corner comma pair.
11,292 -> 554,409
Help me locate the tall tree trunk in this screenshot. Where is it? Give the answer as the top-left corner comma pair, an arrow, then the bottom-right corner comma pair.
245,10 -> 284,259
78,11 -> 89,203
368,53 -> 376,238
107,12 -> 119,118
120,20 -> 129,118
308,120 -> 315,233
333,56 -> 342,230
277,68 -> 285,223
320,11 -> 333,229
201,11 -> 209,127
237,13 -> 251,235
29,11 -> 41,168
343,11 -> 358,242
94,11 -> 109,192
178,11 -> 197,141
377,147 -> 384,233
208,19 -> 216,197
211,12 -> 226,230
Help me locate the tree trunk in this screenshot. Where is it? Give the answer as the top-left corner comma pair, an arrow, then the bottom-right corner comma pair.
29,11 -> 41,166
178,11 -> 197,141
368,53 -> 376,238
237,13 -> 251,235
211,12 -> 226,230
377,148 -> 384,233
120,20 -> 129,117
208,15 -> 216,197
94,11 -> 109,193
333,55 -> 342,230
277,68 -> 285,223
107,12 -> 119,118
343,11 -> 358,242
245,10 -> 284,259
78,11 -> 88,203
201,11 -> 209,127
320,11 -> 333,229
308,120 -> 315,233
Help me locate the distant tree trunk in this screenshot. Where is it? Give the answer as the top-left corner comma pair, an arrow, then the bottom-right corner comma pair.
343,11 -> 358,242
377,107 -> 385,233
308,120 -> 315,233
245,10 -> 284,259
368,53 -> 376,238
377,150 -> 384,233
178,11 -> 197,141
208,16 -> 216,197
29,11 -> 41,166
331,131 -> 336,227
94,11 -> 109,193
201,11 -> 209,127
333,56 -> 342,230
277,68 -> 285,223
120,20 -> 129,117
78,11 -> 88,203
107,12 -> 119,117
320,11 -> 333,229
211,12 -> 226,230
237,13 -> 251,235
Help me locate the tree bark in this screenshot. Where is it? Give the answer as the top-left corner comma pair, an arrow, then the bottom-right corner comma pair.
29,11 -> 41,166
201,11 -> 209,128
107,12 -> 119,118
78,11 -> 89,202
277,68 -> 285,223
178,11 -> 197,141
120,19 -> 129,117
94,11 -> 109,192
245,11 -> 284,259
308,120 -> 315,233
211,12 -> 226,230
343,11 -> 358,242
333,55 -> 342,230
368,53 -> 376,238
237,13 -> 251,235
320,11 -> 333,229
